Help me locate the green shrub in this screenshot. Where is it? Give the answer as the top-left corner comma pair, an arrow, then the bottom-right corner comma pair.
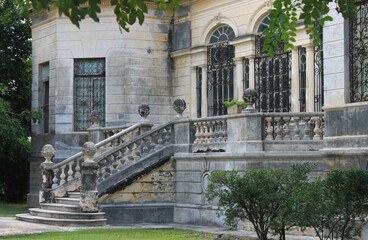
291,169 -> 368,240
206,164 -> 313,240
223,99 -> 246,107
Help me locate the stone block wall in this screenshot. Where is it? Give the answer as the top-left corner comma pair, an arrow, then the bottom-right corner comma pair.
100,159 -> 176,224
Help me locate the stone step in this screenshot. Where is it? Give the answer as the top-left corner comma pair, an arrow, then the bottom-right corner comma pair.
16,214 -> 106,227
40,203 -> 81,213
54,197 -> 80,206
67,192 -> 81,199
29,208 -> 105,220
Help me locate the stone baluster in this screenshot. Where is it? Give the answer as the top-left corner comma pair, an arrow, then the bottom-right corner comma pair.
274,117 -> 283,140
133,141 -> 142,161
118,147 -> 127,170
312,116 -> 322,140
40,144 -> 55,203
80,142 -> 99,213
111,152 -> 119,174
164,126 -> 171,145
157,130 -> 164,146
194,122 -> 200,144
142,137 -> 150,157
67,162 -> 74,182
303,117 -> 311,140
283,117 -> 291,140
127,144 -> 134,163
202,122 -> 209,143
265,117 -> 274,140
208,121 -> 214,143
293,117 -> 301,140
74,158 -> 81,179
217,121 -> 224,143
149,134 -> 157,154
223,121 -> 228,142
213,121 -> 220,143
52,168 -> 59,189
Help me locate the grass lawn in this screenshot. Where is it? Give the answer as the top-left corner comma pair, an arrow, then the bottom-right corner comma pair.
0,202 -> 28,217
3,229 -> 221,240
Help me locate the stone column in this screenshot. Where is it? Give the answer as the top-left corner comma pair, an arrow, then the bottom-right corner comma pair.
234,57 -> 244,99
87,110 -> 104,143
306,45 -> 315,112
248,56 -> 255,89
39,144 -> 55,203
291,48 -> 300,112
80,142 -> 99,213
201,66 -> 208,117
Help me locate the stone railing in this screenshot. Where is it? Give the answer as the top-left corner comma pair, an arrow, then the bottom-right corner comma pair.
41,123 -> 145,191
101,125 -> 129,139
192,116 -> 227,152
263,112 -> 324,141
39,105 -> 154,194
94,121 -> 174,185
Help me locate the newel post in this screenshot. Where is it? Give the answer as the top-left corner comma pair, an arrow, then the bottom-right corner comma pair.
39,144 -> 55,203
80,142 -> 99,212
87,110 -> 104,143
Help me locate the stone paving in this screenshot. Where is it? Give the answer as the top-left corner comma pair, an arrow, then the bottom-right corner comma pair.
0,217 -> 319,239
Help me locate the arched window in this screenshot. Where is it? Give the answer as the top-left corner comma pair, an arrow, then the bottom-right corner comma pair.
209,25 -> 235,44
254,15 -> 291,112
207,25 -> 235,116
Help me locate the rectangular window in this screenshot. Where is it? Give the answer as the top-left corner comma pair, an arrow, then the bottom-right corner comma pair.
40,63 -> 49,133
350,0 -> 368,103
74,58 -> 105,131
299,47 -> 307,112
196,67 -> 202,118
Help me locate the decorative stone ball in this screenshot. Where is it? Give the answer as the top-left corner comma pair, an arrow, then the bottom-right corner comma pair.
173,98 -> 186,114
138,104 -> 150,118
242,88 -> 258,105
82,142 -> 97,162
90,110 -> 102,125
41,144 -> 55,163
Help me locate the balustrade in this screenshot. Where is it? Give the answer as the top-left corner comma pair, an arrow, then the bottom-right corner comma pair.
263,113 -> 324,141
193,119 -> 227,145
95,122 -> 173,183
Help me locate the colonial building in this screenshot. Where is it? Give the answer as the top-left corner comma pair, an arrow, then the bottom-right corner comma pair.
22,0 -> 368,235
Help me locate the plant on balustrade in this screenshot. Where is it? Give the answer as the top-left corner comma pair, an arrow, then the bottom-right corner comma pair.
223,99 -> 246,107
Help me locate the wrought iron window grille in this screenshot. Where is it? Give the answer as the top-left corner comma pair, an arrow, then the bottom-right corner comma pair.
255,35 -> 291,112
349,0 -> 368,102
74,58 -> 106,131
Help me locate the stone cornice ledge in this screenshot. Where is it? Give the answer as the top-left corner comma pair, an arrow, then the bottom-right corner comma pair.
323,101 -> 368,111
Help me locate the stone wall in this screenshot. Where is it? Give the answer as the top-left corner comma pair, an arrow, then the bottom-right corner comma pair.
100,159 -> 176,224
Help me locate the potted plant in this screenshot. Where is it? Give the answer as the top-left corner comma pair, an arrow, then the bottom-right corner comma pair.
224,99 -> 247,115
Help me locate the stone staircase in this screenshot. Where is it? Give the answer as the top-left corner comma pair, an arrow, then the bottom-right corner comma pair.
16,192 -> 107,227
17,113 -> 175,227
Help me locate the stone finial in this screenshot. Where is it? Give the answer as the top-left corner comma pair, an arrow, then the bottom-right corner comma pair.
138,104 -> 150,119
90,110 -> 102,127
242,88 -> 258,113
173,98 -> 186,118
82,142 -> 97,163
41,144 -> 55,164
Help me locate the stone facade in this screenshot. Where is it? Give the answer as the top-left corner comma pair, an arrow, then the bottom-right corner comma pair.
28,1 -> 368,237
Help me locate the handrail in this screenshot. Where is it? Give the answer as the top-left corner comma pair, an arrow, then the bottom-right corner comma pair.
94,121 -> 174,164
47,123 -> 142,170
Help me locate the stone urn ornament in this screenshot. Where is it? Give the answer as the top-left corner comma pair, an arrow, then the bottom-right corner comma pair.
90,110 -> 102,128
173,98 -> 186,118
242,88 -> 258,113
138,104 -> 150,123
82,142 -> 97,163
41,144 -> 55,164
